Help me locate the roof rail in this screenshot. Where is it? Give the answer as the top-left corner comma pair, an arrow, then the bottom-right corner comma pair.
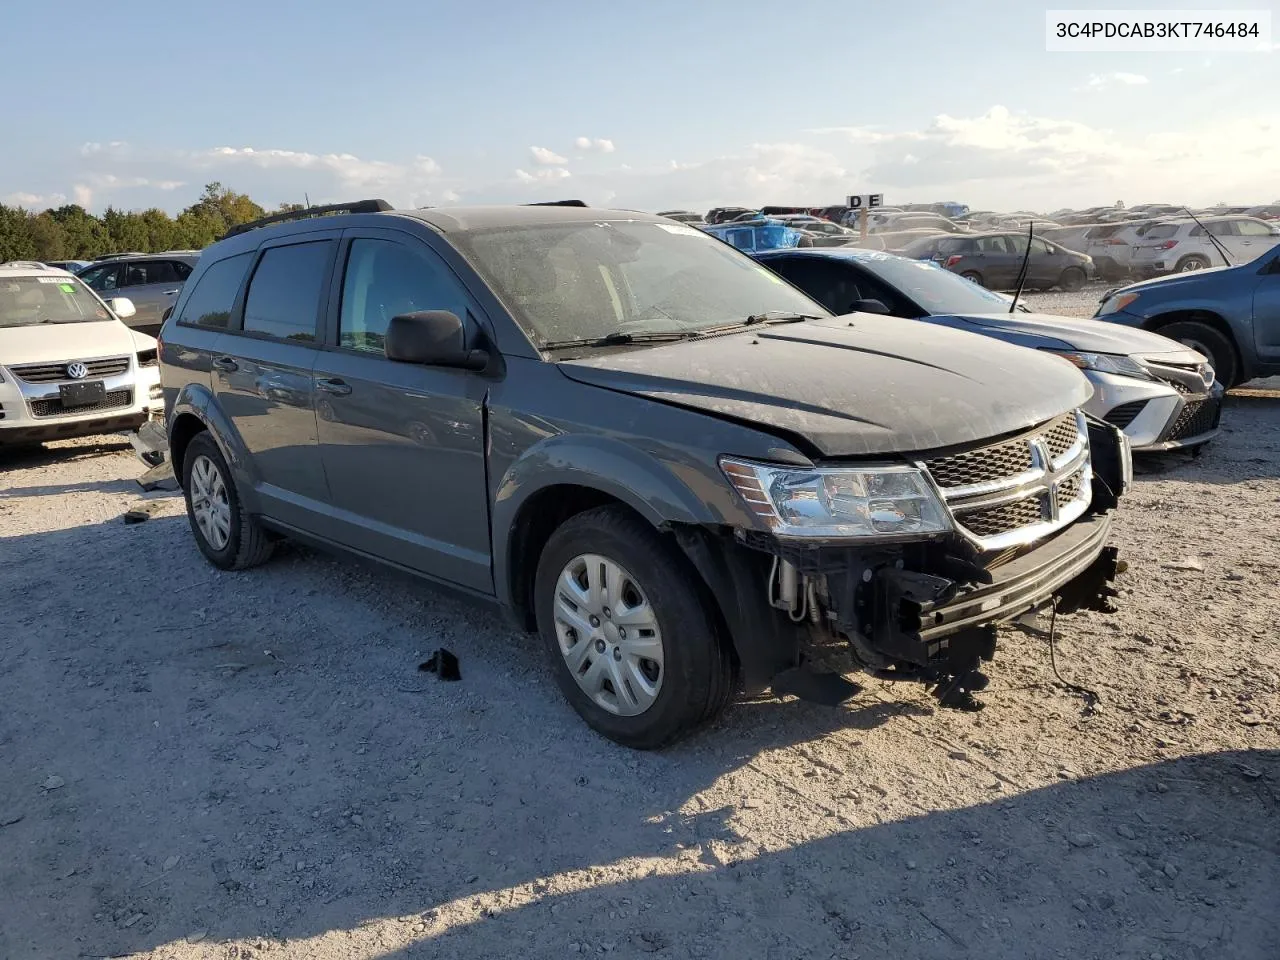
525,200 -> 588,207
221,199 -> 394,240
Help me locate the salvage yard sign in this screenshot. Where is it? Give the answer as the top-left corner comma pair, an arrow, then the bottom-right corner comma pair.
847,194 -> 883,239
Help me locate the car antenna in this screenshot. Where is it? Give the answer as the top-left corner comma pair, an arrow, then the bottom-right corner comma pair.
1181,207 -> 1232,267
1009,220 -> 1033,314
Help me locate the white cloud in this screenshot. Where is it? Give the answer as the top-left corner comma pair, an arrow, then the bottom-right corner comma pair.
515,167 -> 572,183
73,184 -> 93,207
575,137 -> 616,153
1080,71 -> 1149,91
2,191 -> 67,208
530,146 -> 568,166
87,173 -> 185,191
80,140 -> 127,157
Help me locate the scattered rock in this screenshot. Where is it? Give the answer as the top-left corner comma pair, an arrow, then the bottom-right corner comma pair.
163,855 -> 181,871
248,734 -> 280,751
1164,557 -> 1205,572
740,798 -> 763,810
255,898 -> 269,907
1068,832 -> 1096,848
350,815 -> 363,826
1163,862 -> 1178,880
1094,893 -> 1116,911
186,930 -> 208,944
948,751 -> 969,761
1072,898 -> 1088,912
0,812 -> 23,827
41,776 -> 65,791
906,860 -> 918,870
1117,824 -> 1137,840
1225,571 -> 1245,581
121,913 -> 145,928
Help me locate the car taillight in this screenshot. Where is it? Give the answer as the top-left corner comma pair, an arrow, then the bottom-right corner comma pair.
1158,240 -> 1179,250
944,255 -> 963,268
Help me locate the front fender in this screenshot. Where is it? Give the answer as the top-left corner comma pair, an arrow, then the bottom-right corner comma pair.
169,382 -> 264,512
490,433 -> 746,610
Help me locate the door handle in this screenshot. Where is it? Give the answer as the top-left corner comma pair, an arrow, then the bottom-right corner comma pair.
212,356 -> 239,372
164,289 -> 179,296
315,378 -> 352,396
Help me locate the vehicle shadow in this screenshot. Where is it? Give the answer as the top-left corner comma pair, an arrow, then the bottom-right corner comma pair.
0,433 -> 135,469
1133,390 -> 1280,482
1,518 -> 1275,960
0,477 -> 143,498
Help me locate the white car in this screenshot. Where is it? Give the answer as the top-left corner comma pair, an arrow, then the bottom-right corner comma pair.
0,262 -> 162,447
1130,216 -> 1280,276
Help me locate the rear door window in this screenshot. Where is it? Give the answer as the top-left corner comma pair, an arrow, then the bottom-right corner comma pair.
175,252 -> 253,328
1144,224 -> 1179,241
1030,238 -> 1053,255
241,241 -> 334,342
976,236 -> 1009,254
123,260 -> 184,286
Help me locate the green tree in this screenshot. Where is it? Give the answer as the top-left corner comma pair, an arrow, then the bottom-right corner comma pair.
27,213 -> 68,260
0,205 -> 37,261
48,204 -> 107,258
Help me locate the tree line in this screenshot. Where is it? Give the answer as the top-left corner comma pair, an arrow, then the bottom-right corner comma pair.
0,183 -> 303,263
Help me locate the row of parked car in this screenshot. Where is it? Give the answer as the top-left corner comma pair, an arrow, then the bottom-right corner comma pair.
2,195 -> 1275,748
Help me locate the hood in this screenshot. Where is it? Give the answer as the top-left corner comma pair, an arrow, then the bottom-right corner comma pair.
1110,263 -> 1236,296
0,320 -> 139,366
932,311 -> 1196,358
557,314 -> 1092,458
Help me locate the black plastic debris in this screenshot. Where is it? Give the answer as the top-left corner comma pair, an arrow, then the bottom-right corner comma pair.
123,501 -> 163,524
418,648 -> 461,682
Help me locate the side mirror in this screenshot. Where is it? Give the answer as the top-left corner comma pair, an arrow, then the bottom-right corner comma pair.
850,298 -> 891,315
385,310 -> 489,370
108,297 -> 136,319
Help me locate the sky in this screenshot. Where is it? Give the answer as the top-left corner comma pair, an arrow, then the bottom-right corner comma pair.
2,0 -> 1276,216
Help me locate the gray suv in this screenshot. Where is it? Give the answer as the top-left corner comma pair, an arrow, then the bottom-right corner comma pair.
78,253 -> 199,335
155,201 -> 1131,748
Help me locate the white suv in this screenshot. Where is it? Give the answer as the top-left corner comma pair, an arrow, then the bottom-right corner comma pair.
1130,216 -> 1280,276
0,262 -> 163,447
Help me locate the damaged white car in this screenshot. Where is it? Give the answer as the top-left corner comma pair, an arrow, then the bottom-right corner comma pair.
0,262 -> 163,447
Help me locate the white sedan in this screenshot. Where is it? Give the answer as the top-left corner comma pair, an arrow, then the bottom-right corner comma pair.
0,262 -> 162,447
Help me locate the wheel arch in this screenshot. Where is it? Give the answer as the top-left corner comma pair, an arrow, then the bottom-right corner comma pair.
1143,309 -> 1246,382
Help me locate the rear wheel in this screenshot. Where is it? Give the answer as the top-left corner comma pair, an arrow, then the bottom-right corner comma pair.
533,505 -> 733,749
1058,267 -> 1086,291
1157,320 -> 1239,389
1175,255 -> 1210,273
181,432 -> 274,570
960,270 -> 985,286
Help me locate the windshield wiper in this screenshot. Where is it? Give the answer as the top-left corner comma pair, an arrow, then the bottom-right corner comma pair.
541,330 -> 698,350
742,311 -> 821,325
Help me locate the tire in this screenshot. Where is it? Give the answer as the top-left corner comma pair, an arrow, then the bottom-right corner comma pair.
1157,320 -> 1239,389
533,505 -> 733,749
1058,267 -> 1086,292
960,270 -> 985,287
180,431 -> 274,570
1175,255 -> 1210,273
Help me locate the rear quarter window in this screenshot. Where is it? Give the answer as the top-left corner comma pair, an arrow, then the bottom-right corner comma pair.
1144,224 -> 1179,240
174,252 -> 253,329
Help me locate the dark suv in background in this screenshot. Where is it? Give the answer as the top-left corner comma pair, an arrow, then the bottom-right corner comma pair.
155,201 -> 1130,748
905,232 -> 1095,291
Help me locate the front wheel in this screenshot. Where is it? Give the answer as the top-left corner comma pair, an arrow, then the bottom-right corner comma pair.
1157,320 -> 1239,389
533,506 -> 733,749
960,270 -> 985,287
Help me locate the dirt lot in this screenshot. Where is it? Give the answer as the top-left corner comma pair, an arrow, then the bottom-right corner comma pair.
2,322 -> 1278,958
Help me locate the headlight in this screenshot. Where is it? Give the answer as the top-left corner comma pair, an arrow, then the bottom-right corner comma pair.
1097,291 -> 1140,316
1044,350 -> 1153,380
720,458 -> 952,540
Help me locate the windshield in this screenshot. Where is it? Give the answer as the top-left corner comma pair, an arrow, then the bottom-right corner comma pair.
456,219 -> 828,345
0,276 -> 112,328
856,254 -> 1015,314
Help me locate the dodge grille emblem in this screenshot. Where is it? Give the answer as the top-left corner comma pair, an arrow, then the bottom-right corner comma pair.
66,362 -> 88,380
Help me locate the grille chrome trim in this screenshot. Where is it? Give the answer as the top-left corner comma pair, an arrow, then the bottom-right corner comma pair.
9,355 -> 131,384
920,410 -> 1094,552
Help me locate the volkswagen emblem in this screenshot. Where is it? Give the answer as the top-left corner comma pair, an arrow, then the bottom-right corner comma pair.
65,361 -> 88,380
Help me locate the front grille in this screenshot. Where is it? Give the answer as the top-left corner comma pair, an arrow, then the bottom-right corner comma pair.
960,497 -> 1045,538
1163,397 -> 1221,442
10,356 -> 131,384
30,390 -> 132,418
922,410 -> 1092,549
1105,399 -> 1149,429
1042,413 -> 1080,460
925,435 -> 1034,489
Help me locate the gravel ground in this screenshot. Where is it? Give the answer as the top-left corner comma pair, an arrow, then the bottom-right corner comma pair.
1,377 -> 1278,959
